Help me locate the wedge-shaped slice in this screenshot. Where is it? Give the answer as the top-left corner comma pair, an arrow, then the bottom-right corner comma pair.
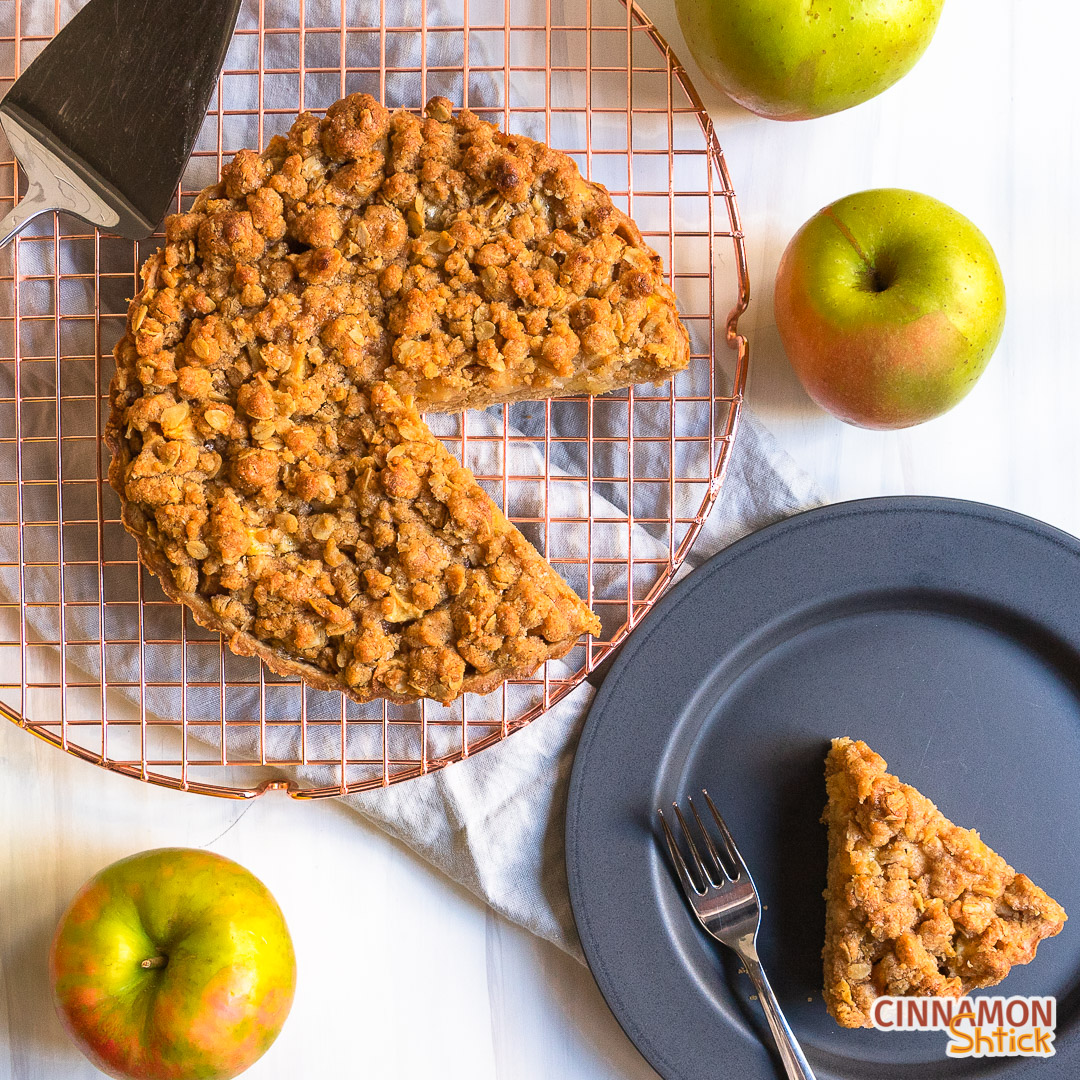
822,737 -> 1066,1029
107,378 -> 600,705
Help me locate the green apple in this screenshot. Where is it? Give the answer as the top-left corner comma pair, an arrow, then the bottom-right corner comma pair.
773,189 -> 1006,429
49,848 -> 296,1080
675,0 -> 945,121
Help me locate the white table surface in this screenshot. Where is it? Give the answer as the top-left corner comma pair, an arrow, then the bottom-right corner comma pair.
3,1 -> 1078,1077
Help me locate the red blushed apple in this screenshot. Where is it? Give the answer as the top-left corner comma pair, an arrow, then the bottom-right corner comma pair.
774,188 -> 1006,429
49,848 -> 296,1080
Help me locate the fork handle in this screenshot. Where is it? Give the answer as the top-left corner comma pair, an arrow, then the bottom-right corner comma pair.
741,952 -> 817,1080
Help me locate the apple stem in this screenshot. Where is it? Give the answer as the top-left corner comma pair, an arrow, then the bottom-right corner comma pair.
141,956 -> 168,970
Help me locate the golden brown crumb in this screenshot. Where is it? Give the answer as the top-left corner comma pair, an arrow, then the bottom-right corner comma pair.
822,737 -> 1066,1029
108,372 -> 599,704
105,92 -> 718,704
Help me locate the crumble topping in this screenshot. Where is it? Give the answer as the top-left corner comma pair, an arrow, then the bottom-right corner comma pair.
822,737 -> 1066,1029
124,92 -> 688,415
109,373 -> 599,704
107,91 -> 710,704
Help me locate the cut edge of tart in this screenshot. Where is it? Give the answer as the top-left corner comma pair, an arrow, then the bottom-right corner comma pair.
822,736 -> 1067,1029
107,379 -> 600,706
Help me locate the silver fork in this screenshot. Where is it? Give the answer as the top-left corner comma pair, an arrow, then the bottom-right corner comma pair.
659,791 -> 816,1080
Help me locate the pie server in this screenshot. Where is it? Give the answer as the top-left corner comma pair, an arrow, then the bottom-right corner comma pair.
0,0 -> 242,247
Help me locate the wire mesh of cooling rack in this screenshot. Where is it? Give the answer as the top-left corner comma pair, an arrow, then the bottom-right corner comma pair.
0,0 -> 748,798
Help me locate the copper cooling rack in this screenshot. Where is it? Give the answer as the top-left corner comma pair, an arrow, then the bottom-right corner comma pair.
0,0 -> 749,798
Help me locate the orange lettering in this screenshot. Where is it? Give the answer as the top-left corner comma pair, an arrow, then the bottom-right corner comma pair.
947,1011 -> 977,1056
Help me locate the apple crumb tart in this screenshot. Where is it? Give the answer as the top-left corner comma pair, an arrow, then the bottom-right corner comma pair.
107,92 -> 693,704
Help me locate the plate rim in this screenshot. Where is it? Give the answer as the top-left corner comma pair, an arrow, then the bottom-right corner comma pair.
566,495 -> 1080,1080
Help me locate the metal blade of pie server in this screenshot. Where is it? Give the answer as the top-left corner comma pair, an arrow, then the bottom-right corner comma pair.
0,0 -> 242,242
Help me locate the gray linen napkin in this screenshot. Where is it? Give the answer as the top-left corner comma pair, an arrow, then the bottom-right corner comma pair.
3,0 -> 821,957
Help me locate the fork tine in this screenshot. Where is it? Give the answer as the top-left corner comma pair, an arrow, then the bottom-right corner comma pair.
686,794 -> 730,883
657,808 -> 703,895
701,789 -> 748,880
671,800 -> 712,889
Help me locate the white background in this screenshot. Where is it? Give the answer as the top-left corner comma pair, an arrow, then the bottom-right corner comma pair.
3,1 -> 1079,1078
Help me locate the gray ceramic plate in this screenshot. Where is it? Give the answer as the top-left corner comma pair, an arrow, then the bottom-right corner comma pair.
566,497 -> 1080,1080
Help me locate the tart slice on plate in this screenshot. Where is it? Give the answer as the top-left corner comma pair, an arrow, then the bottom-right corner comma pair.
822,736 -> 1067,1029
